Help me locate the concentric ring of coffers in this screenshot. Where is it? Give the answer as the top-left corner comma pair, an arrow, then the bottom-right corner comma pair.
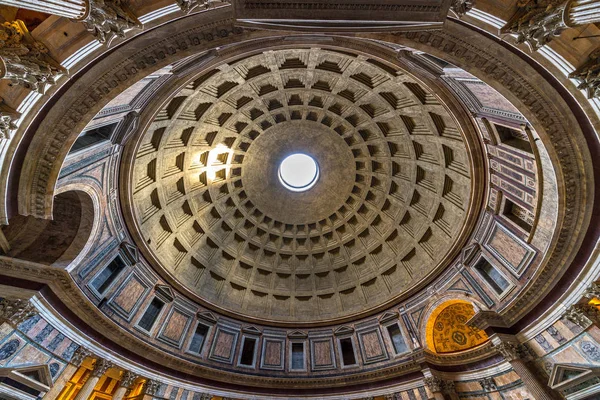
129,48 -> 474,322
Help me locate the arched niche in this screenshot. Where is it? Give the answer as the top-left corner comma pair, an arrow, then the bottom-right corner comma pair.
425,299 -> 488,354
1,190 -> 94,266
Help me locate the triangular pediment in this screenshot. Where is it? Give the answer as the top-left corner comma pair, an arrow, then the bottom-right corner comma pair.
15,364 -> 52,386
448,278 -> 472,294
242,325 -> 262,335
334,326 -> 354,336
120,242 -> 139,264
287,330 -> 308,339
0,364 -> 54,392
197,311 -> 217,324
379,311 -> 399,324
155,284 -> 175,302
461,243 -> 479,265
548,363 -> 597,390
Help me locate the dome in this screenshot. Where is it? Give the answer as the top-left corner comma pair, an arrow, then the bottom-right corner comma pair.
0,1 -> 599,399
126,49 -> 478,323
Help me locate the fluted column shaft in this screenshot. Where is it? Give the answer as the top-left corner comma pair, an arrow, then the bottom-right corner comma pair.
494,342 -> 559,400
0,0 -> 89,19
112,371 -> 138,400
73,359 -> 112,400
509,358 -> 557,400
566,0 -> 600,26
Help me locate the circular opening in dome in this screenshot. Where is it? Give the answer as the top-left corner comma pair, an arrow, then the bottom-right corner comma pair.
278,153 -> 319,192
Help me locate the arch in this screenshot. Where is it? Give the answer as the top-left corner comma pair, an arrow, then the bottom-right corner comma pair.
425,299 -> 488,354
1,189 -> 95,267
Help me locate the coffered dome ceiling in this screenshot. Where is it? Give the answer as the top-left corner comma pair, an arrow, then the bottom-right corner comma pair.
127,48 -> 476,323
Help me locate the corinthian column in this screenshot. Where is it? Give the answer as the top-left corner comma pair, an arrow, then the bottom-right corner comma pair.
112,370 -> 138,400
494,341 -> 559,399
501,0 -> 600,51
0,0 -> 89,19
73,358 -> 112,400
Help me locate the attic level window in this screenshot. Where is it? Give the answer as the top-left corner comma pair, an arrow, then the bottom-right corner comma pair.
474,258 -> 510,295
386,323 -> 408,354
138,298 -> 164,332
239,337 -> 257,366
339,338 -> 357,366
189,323 -> 209,354
291,342 -> 304,370
278,153 -> 319,192
495,124 -> 533,153
91,256 -> 126,294
503,199 -> 533,233
70,122 -> 116,153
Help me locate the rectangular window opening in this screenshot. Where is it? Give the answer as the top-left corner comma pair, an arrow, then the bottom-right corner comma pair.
189,323 -> 209,354
91,256 -> 126,294
239,337 -> 257,366
474,258 -> 510,295
70,122 -> 116,153
503,199 -> 533,233
339,338 -> 357,366
495,124 -> 533,153
138,298 -> 164,332
387,323 -> 408,354
291,342 -> 304,370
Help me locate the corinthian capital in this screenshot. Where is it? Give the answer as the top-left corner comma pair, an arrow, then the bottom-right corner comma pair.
564,303 -> 600,328
142,379 -> 161,396
81,0 -> 142,45
500,0 -> 568,51
70,346 -> 92,366
584,282 -> 600,298
423,376 -> 443,392
0,101 -> 19,140
91,358 -> 113,377
0,21 -> 66,93
569,49 -> 600,99
450,0 -> 475,17
0,298 -> 37,327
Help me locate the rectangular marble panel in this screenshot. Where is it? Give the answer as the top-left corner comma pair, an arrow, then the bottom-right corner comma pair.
484,221 -> 535,277
158,308 -> 192,347
357,328 -> 388,364
109,273 -> 150,320
310,338 -> 336,371
208,326 -> 239,364
260,337 -> 285,371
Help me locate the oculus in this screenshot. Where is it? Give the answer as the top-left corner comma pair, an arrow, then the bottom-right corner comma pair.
278,153 -> 319,192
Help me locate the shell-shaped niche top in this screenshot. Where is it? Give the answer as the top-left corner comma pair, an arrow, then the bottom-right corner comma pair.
128,48 -> 474,323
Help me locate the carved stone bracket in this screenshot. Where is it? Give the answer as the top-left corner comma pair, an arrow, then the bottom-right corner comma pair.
564,303 -> 600,328
80,0 -> 143,45
0,20 -> 66,93
0,298 -> 37,327
175,0 -> 225,14
0,101 -> 20,140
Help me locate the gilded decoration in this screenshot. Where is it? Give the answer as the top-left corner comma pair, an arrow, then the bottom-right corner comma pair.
426,301 -> 488,353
